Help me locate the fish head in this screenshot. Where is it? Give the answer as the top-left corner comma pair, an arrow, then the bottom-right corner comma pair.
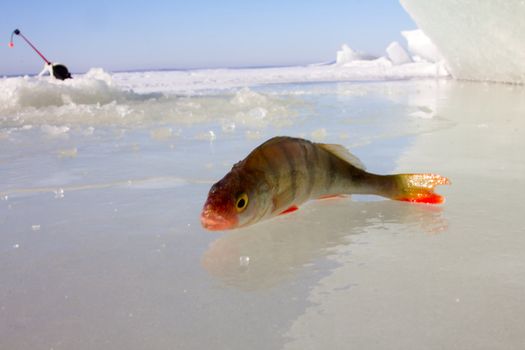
201,168 -> 269,231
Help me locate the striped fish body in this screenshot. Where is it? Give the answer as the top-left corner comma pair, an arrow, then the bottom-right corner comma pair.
241,137 -> 372,213
201,136 -> 449,230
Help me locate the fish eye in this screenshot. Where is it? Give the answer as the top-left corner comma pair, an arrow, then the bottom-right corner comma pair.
235,193 -> 249,212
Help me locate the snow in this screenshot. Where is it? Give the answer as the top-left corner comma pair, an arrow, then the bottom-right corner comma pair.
400,0 -> 525,83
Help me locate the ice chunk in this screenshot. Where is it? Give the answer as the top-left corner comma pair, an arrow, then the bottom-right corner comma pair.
239,256 -> 250,266
150,127 -> 173,140
336,44 -> 376,65
0,68 -> 142,111
400,0 -> 525,83
386,41 -> 413,65
58,147 -> 78,158
231,88 -> 267,106
54,188 -> 65,199
245,130 -> 262,140
221,122 -> 236,133
41,125 -> 70,136
195,130 -> 216,142
82,127 -> 95,136
401,29 -> 443,63
83,68 -> 114,85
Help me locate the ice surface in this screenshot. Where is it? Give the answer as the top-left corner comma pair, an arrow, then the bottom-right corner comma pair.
401,0 -> 525,83
386,41 -> 413,65
2,77 -> 525,349
2,49 -> 525,350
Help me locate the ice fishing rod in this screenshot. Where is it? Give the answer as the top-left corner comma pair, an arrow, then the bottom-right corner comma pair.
9,29 -> 51,65
9,28 -> 72,80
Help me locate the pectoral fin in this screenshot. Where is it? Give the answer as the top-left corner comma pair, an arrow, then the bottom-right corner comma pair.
317,194 -> 347,200
279,205 -> 299,215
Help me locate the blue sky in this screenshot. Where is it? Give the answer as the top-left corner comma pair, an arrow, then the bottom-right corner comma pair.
1,0 -> 416,76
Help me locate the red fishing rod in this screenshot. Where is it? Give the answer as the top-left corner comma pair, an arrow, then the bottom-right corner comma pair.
10,29 -> 51,65
9,28 -> 72,80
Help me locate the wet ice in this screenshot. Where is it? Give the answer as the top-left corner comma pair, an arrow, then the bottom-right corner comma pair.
1,69 -> 524,350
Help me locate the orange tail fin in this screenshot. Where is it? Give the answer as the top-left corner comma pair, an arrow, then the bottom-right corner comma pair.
392,174 -> 450,204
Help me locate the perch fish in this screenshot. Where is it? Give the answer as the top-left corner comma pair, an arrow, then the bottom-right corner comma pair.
201,136 -> 450,230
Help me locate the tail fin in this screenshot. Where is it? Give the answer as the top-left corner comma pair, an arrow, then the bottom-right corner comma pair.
391,174 -> 450,204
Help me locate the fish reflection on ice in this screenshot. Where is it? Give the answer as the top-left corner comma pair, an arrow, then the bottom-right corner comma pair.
202,199 -> 447,290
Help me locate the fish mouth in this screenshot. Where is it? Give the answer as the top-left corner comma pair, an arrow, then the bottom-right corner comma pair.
200,207 -> 237,231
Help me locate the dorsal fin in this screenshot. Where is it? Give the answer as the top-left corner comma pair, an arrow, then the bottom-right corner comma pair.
318,143 -> 366,170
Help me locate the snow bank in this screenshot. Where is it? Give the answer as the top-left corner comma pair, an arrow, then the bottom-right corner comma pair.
400,0 -> 525,83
